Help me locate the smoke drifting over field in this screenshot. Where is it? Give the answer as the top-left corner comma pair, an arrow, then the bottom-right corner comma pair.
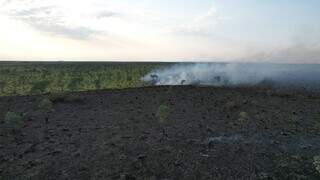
142,63 -> 320,89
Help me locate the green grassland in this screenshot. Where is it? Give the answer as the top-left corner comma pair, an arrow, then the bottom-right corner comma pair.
0,62 -> 168,96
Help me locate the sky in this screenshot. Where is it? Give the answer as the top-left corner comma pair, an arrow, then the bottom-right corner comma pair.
0,0 -> 320,63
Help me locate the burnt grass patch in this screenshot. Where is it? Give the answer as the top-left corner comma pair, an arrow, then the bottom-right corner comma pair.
0,86 -> 320,179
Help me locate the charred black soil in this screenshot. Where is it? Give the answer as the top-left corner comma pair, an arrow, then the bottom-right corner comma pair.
1,86 -> 320,179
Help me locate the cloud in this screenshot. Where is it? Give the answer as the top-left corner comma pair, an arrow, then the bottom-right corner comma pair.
2,1 -> 103,40
96,11 -> 120,19
194,6 -> 217,22
9,6 -> 54,16
26,19 -> 99,40
170,4 -> 230,37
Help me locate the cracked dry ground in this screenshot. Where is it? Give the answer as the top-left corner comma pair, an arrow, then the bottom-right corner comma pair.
0,86 -> 320,180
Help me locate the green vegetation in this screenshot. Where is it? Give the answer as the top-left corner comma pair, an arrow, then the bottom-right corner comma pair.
315,113 -> 320,130
48,93 -> 84,104
0,62 -> 169,96
4,111 -> 24,131
314,156 -> 320,174
38,98 -> 53,112
31,80 -> 51,94
238,111 -> 249,122
157,104 -> 171,123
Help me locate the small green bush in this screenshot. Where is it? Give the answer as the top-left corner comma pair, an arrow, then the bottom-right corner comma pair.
238,111 -> 249,122
0,81 -> 6,94
38,98 -> 53,112
314,156 -> 320,174
31,80 -> 51,94
48,93 -> 84,104
315,113 -> 320,129
157,104 -> 171,123
4,111 -> 24,130
224,101 -> 238,109
68,77 -> 83,91
48,93 -> 66,103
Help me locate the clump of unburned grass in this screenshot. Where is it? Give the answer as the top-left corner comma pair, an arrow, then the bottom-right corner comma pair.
48,93 -> 84,104
48,93 -> 67,103
156,104 -> 171,124
38,98 -> 53,112
238,111 -> 249,123
314,113 -> 320,130
30,80 -> 51,94
224,101 -> 239,110
314,156 -> 320,174
4,111 -> 24,132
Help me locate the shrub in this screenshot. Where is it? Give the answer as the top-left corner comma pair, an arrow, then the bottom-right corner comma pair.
68,77 -> 83,92
314,156 -> 320,174
31,80 -> 51,94
238,111 -> 249,123
224,101 -> 238,109
38,98 -> 53,112
64,95 -> 84,103
94,79 -> 102,90
315,113 -> 320,129
4,111 -> 24,130
157,104 -> 171,124
0,81 -> 6,94
48,93 -> 66,103
49,93 -> 84,104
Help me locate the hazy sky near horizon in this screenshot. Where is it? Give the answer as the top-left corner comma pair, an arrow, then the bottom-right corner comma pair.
0,0 -> 320,62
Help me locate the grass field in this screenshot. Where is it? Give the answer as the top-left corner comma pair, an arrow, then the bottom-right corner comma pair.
0,62 -> 169,96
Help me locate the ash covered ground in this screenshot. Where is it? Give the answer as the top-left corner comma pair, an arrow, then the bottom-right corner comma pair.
1,85 -> 320,179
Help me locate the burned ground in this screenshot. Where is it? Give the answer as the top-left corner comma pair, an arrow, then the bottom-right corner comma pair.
0,86 -> 320,179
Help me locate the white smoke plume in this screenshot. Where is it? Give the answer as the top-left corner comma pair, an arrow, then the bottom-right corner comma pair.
142,63 -> 320,89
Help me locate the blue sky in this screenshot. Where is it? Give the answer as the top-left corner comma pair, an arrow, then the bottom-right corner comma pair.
0,0 -> 319,62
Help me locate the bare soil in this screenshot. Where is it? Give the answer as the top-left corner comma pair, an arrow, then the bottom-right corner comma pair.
0,86 -> 320,180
